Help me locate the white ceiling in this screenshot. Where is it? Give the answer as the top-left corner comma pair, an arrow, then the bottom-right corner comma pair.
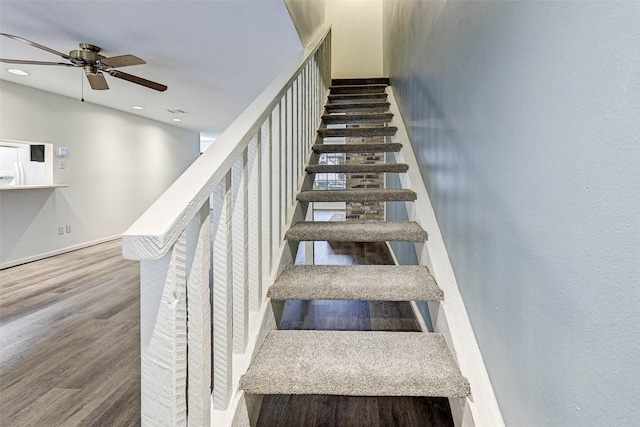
0,1 -> 303,141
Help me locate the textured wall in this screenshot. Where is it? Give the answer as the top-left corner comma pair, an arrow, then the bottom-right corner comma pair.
0,82 -> 199,268
384,1 -> 640,425
284,0 -> 325,46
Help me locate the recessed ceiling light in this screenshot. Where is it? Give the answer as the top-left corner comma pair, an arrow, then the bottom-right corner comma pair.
8,69 -> 29,76
172,118 -> 182,122
132,106 -> 143,110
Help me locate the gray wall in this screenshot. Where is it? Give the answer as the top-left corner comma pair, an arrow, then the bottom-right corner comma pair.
284,0 -> 325,46
384,1 -> 640,426
0,82 -> 200,268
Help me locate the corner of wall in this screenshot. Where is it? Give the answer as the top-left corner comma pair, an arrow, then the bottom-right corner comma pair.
284,0 -> 326,46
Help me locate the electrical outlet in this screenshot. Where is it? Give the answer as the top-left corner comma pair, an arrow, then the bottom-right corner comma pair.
59,160 -> 66,169
66,225 -> 72,233
58,226 -> 65,235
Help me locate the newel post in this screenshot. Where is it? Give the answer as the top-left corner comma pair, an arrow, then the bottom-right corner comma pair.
140,234 -> 188,426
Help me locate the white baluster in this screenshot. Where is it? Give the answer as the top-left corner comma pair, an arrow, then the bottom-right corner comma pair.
185,203 -> 211,427
293,78 -> 299,193
212,174 -> 233,410
261,118 -> 273,296
232,153 -> 249,353
272,104 -> 282,264
247,135 -> 261,311
313,56 -> 319,128
302,66 -> 309,162
287,87 -> 294,209
283,87 -> 288,208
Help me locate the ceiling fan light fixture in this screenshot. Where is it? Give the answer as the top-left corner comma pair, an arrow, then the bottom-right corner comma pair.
8,68 -> 29,76
1,33 -> 167,92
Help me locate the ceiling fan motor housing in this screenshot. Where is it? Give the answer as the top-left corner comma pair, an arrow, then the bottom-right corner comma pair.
70,43 -> 105,67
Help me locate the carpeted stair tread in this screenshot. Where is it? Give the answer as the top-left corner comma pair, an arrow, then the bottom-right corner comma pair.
322,113 -> 394,124
312,143 -> 402,154
285,221 -> 428,242
330,85 -> 387,94
325,102 -> 390,113
328,93 -> 388,103
268,265 -> 443,301
332,77 -> 390,86
297,189 -> 416,203
240,330 -> 470,397
306,163 -> 409,174
318,127 -> 397,138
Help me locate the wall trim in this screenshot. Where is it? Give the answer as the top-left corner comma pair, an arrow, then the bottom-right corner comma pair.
0,235 -> 121,270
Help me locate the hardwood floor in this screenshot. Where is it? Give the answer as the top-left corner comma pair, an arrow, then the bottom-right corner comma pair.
258,394 -> 454,427
0,218 -> 454,427
0,240 -> 141,427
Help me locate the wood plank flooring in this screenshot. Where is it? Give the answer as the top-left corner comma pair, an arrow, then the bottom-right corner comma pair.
0,219 -> 454,427
0,240 -> 141,427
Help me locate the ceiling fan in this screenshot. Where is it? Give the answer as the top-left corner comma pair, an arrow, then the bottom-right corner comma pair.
0,33 -> 167,92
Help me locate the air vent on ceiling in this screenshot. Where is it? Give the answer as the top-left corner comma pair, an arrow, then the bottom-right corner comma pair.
167,109 -> 187,114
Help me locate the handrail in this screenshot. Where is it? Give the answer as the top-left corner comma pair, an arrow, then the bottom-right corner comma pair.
122,23 -> 331,261
129,24 -> 331,426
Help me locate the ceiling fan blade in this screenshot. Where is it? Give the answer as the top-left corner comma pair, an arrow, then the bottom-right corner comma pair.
108,70 -> 167,92
1,33 -> 74,61
0,58 -> 75,66
86,72 -> 109,90
100,54 -> 145,68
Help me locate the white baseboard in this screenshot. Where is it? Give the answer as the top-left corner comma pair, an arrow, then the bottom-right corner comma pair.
0,235 -> 122,270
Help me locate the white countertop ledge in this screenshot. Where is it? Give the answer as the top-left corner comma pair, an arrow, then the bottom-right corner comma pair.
0,184 -> 69,191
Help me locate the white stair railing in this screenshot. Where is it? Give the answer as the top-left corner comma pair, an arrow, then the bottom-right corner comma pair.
123,25 -> 331,427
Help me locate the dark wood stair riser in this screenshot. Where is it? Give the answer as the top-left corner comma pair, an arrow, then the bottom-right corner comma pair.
322,113 -> 394,125
305,164 -> 410,174
297,189 -> 417,203
318,127 -> 397,138
328,93 -> 388,103
330,85 -> 387,95
325,102 -> 390,113
312,143 -> 402,154
332,77 -> 390,86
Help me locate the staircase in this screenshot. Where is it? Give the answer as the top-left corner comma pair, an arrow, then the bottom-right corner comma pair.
240,79 -> 470,408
